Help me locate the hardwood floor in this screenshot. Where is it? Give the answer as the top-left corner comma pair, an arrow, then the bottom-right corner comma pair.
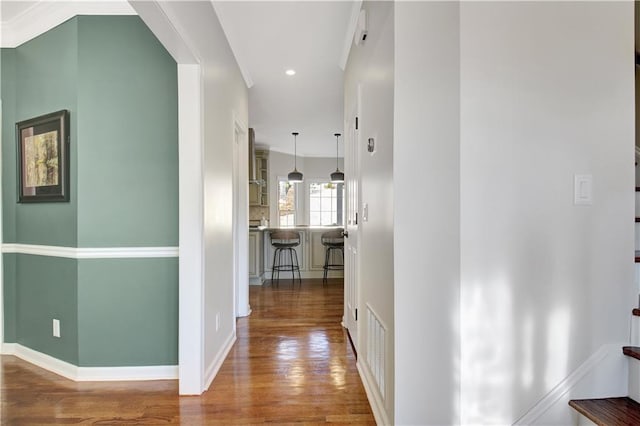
0,279 -> 374,425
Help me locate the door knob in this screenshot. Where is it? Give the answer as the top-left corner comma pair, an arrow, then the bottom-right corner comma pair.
343,230 -> 349,238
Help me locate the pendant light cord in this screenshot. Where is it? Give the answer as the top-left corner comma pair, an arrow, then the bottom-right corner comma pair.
334,133 -> 341,170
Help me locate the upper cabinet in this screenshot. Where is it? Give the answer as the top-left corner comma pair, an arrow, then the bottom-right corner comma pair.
250,149 -> 269,206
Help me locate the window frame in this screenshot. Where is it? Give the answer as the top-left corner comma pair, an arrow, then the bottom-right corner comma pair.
276,176 -> 299,227
307,179 -> 344,227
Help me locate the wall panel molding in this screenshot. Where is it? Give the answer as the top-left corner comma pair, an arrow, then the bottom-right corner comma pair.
2,244 -> 178,259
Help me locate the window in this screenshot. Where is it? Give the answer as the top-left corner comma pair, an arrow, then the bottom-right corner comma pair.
309,181 -> 343,226
277,179 -> 296,226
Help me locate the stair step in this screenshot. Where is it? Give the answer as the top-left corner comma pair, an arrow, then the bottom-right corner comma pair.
569,397 -> 640,425
623,346 -> 640,361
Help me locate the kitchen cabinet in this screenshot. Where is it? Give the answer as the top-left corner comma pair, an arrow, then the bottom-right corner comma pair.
249,150 -> 269,206
309,230 -> 328,271
249,230 -> 265,285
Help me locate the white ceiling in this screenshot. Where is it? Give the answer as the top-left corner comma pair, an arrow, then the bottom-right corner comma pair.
1,0 -> 355,158
213,1 -> 355,158
0,1 -> 39,23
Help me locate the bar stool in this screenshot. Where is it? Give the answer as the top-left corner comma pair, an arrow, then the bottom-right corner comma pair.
270,230 -> 302,285
321,229 -> 344,284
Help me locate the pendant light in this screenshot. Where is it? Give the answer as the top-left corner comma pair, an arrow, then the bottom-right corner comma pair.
288,132 -> 303,183
330,133 -> 344,183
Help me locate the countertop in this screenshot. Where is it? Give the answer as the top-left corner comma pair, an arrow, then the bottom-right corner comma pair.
249,225 -> 343,232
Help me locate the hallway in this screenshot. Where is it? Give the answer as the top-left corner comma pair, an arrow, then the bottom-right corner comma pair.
0,279 -> 373,424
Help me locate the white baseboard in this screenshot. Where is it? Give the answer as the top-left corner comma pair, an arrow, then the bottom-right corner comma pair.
204,330 -> 237,391
357,359 -> 391,426
1,343 -> 178,381
514,343 -> 627,425
1,343 -> 17,355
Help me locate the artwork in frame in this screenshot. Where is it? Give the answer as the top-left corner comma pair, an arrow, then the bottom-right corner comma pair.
16,110 -> 70,203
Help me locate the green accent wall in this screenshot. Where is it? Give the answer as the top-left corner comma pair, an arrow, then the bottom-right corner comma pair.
1,48 -> 17,244
3,254 -> 17,343
78,258 -> 178,366
16,255 -> 79,364
77,16 -> 178,248
2,16 -> 178,368
6,19 -> 79,247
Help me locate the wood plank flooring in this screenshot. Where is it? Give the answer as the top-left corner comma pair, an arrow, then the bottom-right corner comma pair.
569,397 -> 640,425
0,279 -> 374,425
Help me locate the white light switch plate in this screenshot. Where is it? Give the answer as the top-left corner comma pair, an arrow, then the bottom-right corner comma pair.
574,174 -> 593,205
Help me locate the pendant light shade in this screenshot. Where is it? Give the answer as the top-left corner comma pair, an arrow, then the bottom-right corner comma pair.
288,132 -> 303,183
330,133 -> 344,183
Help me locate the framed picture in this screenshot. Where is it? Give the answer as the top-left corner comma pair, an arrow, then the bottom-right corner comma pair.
16,110 -> 70,203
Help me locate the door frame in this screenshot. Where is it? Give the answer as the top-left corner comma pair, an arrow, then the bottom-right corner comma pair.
344,83 -> 361,351
233,113 -> 250,318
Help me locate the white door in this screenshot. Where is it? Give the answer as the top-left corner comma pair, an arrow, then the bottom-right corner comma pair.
344,85 -> 361,351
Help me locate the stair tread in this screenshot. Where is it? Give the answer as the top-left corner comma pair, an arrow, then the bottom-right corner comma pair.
569,397 -> 640,425
623,346 -> 640,361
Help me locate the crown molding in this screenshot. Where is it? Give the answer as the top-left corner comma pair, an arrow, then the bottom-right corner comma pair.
338,0 -> 363,71
210,1 -> 254,88
1,1 -> 136,48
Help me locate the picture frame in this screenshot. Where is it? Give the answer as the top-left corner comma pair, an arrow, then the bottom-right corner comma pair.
16,110 -> 70,203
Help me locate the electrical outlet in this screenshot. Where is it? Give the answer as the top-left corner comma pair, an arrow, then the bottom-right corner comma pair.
52,319 -> 60,338
216,313 -> 220,332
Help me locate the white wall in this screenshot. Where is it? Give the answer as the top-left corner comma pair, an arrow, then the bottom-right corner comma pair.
394,2 -> 460,424
393,2 -> 634,424
194,5 -> 249,386
268,150 -> 342,226
133,0 -> 249,393
459,2 -> 634,424
344,1 -> 395,423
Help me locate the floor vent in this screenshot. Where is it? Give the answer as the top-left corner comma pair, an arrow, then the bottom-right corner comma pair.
366,305 -> 386,400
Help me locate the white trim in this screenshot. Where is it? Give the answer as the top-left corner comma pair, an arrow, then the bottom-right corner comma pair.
2,343 -> 177,381
204,330 -> 237,391
77,364 -> 178,381
2,344 -> 178,381
1,343 -> 17,355
211,2 -> 254,88
0,1 -> 136,48
357,359 -> 391,426
338,0 -> 363,71
130,0 -> 200,65
514,343 -> 625,425
2,244 -> 178,259
177,63 -> 205,395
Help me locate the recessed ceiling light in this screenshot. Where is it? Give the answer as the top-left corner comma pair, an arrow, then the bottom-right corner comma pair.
285,69 -> 296,76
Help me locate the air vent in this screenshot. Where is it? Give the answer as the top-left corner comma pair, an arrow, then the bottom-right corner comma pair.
366,305 -> 386,400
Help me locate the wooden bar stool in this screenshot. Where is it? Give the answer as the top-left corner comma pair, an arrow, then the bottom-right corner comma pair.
270,230 -> 302,285
321,229 -> 344,284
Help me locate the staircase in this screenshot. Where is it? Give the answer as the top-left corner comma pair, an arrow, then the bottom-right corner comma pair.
567,187 -> 640,424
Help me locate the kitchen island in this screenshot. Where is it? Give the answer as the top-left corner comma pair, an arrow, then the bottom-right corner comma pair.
249,226 -> 344,284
